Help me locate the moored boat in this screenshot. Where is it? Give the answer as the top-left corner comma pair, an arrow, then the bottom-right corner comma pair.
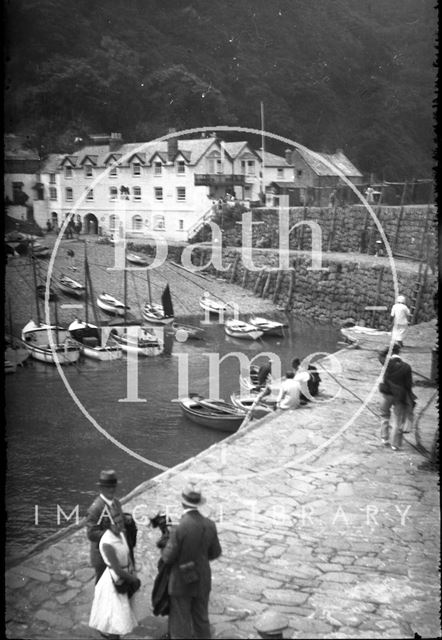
248,315 -> 286,337
179,396 -> 246,432
68,319 -> 122,361
224,319 -> 263,341
199,292 -> 227,315
97,292 -> 129,316
127,252 -> 149,267
59,275 -> 85,298
21,320 -> 81,365
230,391 -> 275,418
171,322 -> 205,341
340,324 -> 390,345
110,325 -> 163,357
143,282 -> 174,325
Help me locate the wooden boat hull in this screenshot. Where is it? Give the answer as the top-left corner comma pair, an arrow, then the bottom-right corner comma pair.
97,295 -> 128,316
59,279 -> 85,298
248,316 -> 285,337
179,397 -> 246,432
69,324 -> 122,361
340,325 -> 390,344
111,330 -> 163,357
224,320 -> 263,341
126,253 -> 149,266
142,303 -> 174,325
230,392 -> 275,418
22,322 -> 81,364
199,296 -> 227,315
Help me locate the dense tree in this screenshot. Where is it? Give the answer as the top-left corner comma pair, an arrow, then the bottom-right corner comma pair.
4,0 -> 436,180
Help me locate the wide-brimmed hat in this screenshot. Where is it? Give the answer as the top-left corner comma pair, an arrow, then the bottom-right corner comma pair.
97,470 -> 118,487
181,481 -> 206,508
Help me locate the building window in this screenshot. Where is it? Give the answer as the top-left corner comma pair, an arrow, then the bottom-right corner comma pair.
154,187 -> 163,201
153,215 -> 165,230
177,187 -> 186,201
49,187 -> 57,201
277,168 -> 284,179
49,173 -> 56,184
133,186 -> 142,201
241,160 -> 255,175
64,166 -> 73,178
109,165 -> 117,177
65,187 -> 73,201
177,160 -> 185,174
154,162 -> 162,175
178,219 -> 184,230
86,188 -> 94,200
132,163 -> 141,176
84,165 -> 93,177
132,215 -> 143,231
297,169 -> 303,177
109,186 -> 118,200
109,215 -> 119,231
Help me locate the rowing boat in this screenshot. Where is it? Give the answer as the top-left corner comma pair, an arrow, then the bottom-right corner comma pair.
179,396 -> 246,432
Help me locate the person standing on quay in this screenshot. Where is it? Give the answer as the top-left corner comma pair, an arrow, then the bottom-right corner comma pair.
390,294 -> 411,348
86,470 -> 125,584
161,481 -> 222,639
378,345 -> 416,451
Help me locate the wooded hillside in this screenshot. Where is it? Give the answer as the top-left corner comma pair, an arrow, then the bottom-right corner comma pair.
4,0 -> 436,180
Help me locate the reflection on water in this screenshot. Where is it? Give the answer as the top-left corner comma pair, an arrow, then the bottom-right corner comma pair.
5,314 -> 340,554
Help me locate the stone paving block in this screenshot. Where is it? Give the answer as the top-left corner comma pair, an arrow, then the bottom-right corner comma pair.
34,609 -> 73,630
73,567 -> 94,582
289,616 -> 333,635
55,588 -> 79,605
262,589 -> 309,606
14,566 -> 51,583
318,571 -> 360,583
5,572 -> 30,590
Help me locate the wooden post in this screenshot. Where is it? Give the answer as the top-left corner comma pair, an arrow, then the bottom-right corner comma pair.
241,268 -> 249,289
392,181 -> 408,253
272,270 -> 283,303
262,270 -> 273,298
229,253 -> 240,283
367,185 -> 385,254
371,266 -> 385,326
285,270 -> 296,312
253,269 -> 265,295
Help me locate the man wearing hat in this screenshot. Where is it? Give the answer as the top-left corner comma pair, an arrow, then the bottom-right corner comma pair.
86,470 -> 125,584
161,480 -> 222,639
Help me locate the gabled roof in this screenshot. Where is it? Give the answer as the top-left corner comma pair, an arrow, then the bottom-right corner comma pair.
126,152 -> 146,164
256,150 -> 292,166
79,154 -> 98,166
295,147 -> 362,177
149,151 -> 168,164
60,155 -> 78,167
103,153 -> 123,165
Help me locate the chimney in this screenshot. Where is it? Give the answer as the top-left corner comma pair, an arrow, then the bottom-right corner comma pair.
109,132 -> 123,152
285,149 -> 293,164
167,128 -> 178,162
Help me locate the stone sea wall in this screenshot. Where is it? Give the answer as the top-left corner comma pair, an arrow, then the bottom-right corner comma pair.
217,205 -> 437,264
191,248 -> 437,330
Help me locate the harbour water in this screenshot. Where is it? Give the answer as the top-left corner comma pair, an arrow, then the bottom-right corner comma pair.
5,315 -> 340,556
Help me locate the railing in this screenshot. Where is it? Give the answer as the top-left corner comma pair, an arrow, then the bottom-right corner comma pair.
194,174 -> 246,187
186,205 -> 216,241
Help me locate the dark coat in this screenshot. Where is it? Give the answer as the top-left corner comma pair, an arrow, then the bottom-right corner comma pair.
86,495 -> 124,569
161,509 -> 222,597
379,356 -> 416,407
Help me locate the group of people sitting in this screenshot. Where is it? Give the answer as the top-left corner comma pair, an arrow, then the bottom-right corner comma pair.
251,356 -> 321,410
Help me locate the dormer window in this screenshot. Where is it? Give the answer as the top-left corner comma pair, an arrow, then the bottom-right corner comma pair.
84,165 -> 93,177
109,165 -> 118,177
49,173 -> 56,184
154,162 -> 162,175
132,163 -> 141,176
277,168 -> 284,179
65,166 -> 73,178
176,160 -> 185,174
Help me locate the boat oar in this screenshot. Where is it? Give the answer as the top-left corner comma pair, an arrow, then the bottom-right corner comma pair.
197,398 -> 244,416
238,387 -> 270,431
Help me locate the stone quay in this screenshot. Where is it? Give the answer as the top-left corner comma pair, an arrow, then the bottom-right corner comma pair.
5,320 -> 439,639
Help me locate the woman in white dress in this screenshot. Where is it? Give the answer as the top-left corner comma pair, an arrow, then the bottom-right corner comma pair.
89,515 -> 139,639
390,294 -> 411,347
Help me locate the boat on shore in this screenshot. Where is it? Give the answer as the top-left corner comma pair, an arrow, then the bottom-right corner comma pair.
97,292 -> 129,316
199,292 -> 227,315
340,324 -> 390,345
68,319 -> 122,361
179,395 -> 246,432
224,319 -> 263,341
248,315 -> 286,337
58,275 -> 85,298
21,320 -> 81,365
142,279 -> 174,325
126,252 -> 149,267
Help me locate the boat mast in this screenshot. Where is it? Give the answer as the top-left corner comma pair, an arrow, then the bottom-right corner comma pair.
260,101 -> 265,204
30,240 -> 41,324
146,269 -> 152,306
84,241 -> 100,326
